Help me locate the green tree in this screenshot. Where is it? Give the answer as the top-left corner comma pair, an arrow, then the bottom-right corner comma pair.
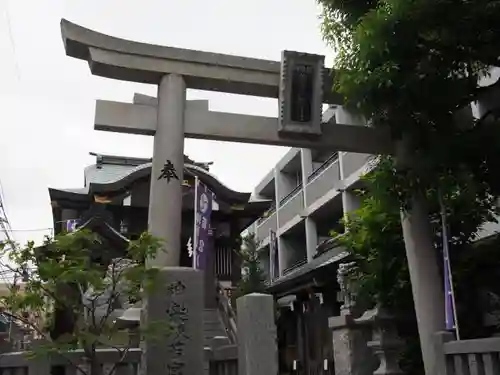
235,234 -> 267,297
317,2 -> 500,369
318,0 -> 500,205
334,156 -> 500,373
0,230 -> 169,375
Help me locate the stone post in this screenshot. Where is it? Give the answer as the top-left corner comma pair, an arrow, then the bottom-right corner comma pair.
434,331 -> 454,375
148,73 -> 186,267
140,267 -> 204,375
237,293 -> 278,375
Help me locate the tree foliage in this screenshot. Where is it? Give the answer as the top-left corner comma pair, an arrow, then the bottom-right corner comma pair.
319,0 -> 500,324
319,0 -> 500,330
318,0 -> 500,371
319,0 -> 500,207
0,230 -> 168,375
334,156 -> 500,373
338,156 -> 497,310
235,234 -> 267,298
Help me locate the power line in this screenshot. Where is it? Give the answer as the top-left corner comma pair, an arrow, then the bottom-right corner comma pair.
5,228 -> 53,233
0,180 -> 15,245
1,219 -> 78,234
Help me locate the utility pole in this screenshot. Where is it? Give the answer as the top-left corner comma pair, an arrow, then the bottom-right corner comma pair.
0,181 -> 15,248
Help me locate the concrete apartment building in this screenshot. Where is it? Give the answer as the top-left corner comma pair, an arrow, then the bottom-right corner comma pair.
246,105 -> 372,282
246,103 -> 500,374
246,104 -> 500,286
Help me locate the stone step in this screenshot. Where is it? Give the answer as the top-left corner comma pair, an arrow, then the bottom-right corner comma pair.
203,330 -> 227,338
204,322 -> 224,328
202,308 -> 232,348
203,309 -> 219,315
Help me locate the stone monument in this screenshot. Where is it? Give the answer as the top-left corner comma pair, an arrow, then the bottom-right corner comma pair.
140,267 -> 204,375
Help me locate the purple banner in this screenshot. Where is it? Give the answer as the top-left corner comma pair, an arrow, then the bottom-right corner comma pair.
194,179 -> 214,270
66,219 -> 80,233
440,197 -> 457,334
443,242 -> 456,331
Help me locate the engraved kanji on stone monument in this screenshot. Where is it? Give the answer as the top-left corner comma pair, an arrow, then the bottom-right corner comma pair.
165,281 -> 189,375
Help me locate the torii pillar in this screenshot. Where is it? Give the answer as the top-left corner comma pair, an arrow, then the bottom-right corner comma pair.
61,19 -> 444,375
150,74 -> 185,266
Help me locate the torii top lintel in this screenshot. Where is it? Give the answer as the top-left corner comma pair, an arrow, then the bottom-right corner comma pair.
60,19 -> 342,104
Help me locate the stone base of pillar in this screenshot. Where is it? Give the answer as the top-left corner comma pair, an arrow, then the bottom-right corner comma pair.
329,313 -> 377,375
139,267 -> 204,375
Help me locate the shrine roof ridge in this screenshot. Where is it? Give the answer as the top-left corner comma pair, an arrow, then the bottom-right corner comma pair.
88,152 -> 203,167
50,161 -> 252,204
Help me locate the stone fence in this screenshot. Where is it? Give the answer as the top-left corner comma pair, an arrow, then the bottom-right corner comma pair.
0,293 -> 276,375
0,346 -> 237,375
329,306 -> 500,375
435,331 -> 500,375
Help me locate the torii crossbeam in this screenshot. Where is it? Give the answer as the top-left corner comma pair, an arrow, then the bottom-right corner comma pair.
94,97 -> 393,154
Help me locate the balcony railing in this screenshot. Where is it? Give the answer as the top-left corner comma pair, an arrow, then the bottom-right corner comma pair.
307,152 -> 339,183
215,247 -> 233,281
279,183 -> 302,207
314,233 -> 345,258
256,204 -> 276,224
283,257 -> 307,276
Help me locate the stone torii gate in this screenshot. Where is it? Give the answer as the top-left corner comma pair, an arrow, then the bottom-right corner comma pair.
60,19 -> 443,375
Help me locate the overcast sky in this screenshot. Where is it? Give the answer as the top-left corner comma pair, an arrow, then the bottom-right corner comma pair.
0,0 -> 333,246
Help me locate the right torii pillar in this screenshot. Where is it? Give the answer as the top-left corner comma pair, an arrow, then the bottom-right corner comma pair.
61,19 -> 445,375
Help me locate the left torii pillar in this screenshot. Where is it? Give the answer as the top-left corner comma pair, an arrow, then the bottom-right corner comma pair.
60,21 -> 205,375
149,74 -> 185,266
